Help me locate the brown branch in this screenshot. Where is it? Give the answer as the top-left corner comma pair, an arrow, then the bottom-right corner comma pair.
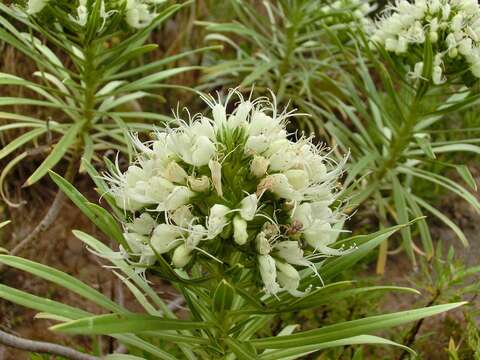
398,291 -> 440,360
0,330 -> 99,360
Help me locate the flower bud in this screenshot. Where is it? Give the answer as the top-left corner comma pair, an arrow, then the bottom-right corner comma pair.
256,232 -> 271,255
209,160 -> 223,196
191,136 -> 216,166
172,244 -> 193,268
212,103 -> 227,127
188,175 -> 210,192
250,155 -> 269,178
258,255 -> 280,295
151,224 -> 182,254
230,100 -> 252,128
207,204 -> 230,238
233,216 -> 248,245
239,194 -> 258,221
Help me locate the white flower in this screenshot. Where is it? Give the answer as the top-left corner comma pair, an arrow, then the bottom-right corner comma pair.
191,136 -> 216,166
264,173 -> 301,201
126,0 -> 156,28
207,204 -> 230,239
233,216 -> 248,245
250,155 -> 270,178
159,186 -> 194,212
126,213 -> 155,235
185,224 -> 206,250
151,224 -> 182,254
284,169 -> 309,190
239,194 -> 258,221
27,0 -> 48,14
124,232 -> 149,254
274,241 -> 311,267
371,0 -> 480,82
170,206 -> 194,228
69,0 -> 88,26
107,90 -> 347,296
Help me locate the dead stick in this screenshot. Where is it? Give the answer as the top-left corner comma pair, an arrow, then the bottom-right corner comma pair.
0,330 -> 99,360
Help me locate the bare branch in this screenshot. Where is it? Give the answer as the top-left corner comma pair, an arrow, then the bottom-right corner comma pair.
0,330 -> 99,360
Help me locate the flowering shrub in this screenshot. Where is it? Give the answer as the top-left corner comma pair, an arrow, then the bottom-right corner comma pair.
107,91 -> 348,296
371,0 -> 480,84
25,0 -> 163,28
321,0 -> 374,29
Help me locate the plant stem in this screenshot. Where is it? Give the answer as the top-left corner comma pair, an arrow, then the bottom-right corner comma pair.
81,44 -> 98,132
376,99 -> 418,181
398,290 -> 440,360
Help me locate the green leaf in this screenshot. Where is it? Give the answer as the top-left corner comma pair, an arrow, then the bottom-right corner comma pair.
0,220 -> 11,229
24,123 -> 81,186
72,231 -> 172,317
212,279 -> 235,313
413,195 -> 469,247
392,176 -> 414,263
0,284 -> 90,320
49,171 -> 130,250
250,303 -> 465,349
0,127 -> 45,161
51,313 -> 213,335
259,335 -> 415,360
225,338 -> 259,360
456,165 -> 477,191
0,255 -> 124,313
105,355 -> 146,360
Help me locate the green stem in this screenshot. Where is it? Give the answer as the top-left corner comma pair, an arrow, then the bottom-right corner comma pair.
81,44 -> 99,133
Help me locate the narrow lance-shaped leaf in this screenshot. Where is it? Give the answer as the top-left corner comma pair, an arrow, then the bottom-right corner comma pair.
250,302 -> 465,349
51,313 -> 214,335
24,123 -> 81,186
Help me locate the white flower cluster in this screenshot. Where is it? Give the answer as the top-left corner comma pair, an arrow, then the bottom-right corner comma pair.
107,91 -> 348,296
371,0 -> 480,84
321,0 -> 374,29
24,0 -> 164,29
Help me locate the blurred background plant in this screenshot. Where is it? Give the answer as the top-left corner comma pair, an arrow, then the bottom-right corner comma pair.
0,0 -> 215,258
197,0 -> 374,133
